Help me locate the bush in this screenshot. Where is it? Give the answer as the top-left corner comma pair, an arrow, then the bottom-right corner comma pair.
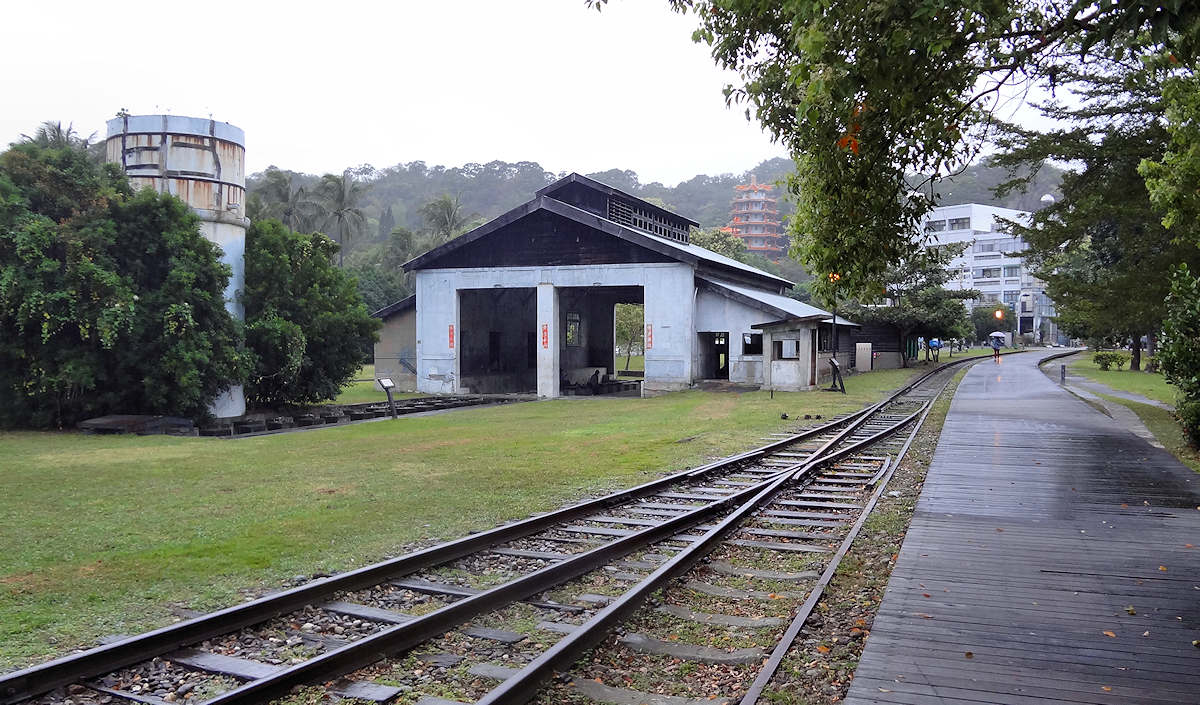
1160,264 -> 1200,446
243,220 -> 380,407
1093,351 -> 1130,371
0,143 -> 246,428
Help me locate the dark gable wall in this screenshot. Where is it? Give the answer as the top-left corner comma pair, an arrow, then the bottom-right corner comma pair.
419,211 -> 677,269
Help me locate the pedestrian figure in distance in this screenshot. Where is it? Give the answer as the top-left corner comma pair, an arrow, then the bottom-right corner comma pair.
991,335 -> 1002,362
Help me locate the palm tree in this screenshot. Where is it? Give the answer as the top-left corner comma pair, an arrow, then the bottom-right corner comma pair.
418,194 -> 474,246
316,170 -> 367,266
21,120 -> 95,149
259,168 -> 318,231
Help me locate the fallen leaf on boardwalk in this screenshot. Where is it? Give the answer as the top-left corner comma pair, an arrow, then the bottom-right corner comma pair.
1193,640 -> 1200,648
816,645 -> 831,653
1103,630 -> 1117,638
964,651 -> 973,659
996,527 -> 1004,532
1121,503 -> 1129,508
1126,606 -> 1136,615
1186,544 -> 1194,549
1142,631 -> 1150,637
923,593 -> 931,598
915,613 -> 933,619
1102,686 -> 1113,692
878,687 -> 892,692
1160,565 -> 1168,572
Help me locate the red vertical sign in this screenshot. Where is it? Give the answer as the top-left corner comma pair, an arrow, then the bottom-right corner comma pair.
448,324 -> 455,349
645,323 -> 653,350
541,323 -> 549,349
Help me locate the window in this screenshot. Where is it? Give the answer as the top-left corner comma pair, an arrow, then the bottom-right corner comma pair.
1002,291 -> 1019,305
817,325 -> 832,352
973,267 -> 1001,279
949,217 -> 971,230
565,312 -> 581,346
980,292 -> 1000,303
1003,265 -> 1021,277
772,339 -> 800,359
925,220 -> 947,232
742,333 -> 763,355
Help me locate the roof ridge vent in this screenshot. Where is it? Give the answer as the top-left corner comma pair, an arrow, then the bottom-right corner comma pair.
607,194 -> 689,243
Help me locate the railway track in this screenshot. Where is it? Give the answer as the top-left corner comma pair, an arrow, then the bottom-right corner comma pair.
4,355 -> 998,705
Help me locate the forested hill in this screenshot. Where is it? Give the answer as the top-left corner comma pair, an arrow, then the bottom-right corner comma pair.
246,157 -> 1062,259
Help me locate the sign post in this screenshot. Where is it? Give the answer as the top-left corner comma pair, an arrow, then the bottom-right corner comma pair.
378,378 -> 397,419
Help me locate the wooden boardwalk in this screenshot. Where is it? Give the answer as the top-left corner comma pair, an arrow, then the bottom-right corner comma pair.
845,350 -> 1200,704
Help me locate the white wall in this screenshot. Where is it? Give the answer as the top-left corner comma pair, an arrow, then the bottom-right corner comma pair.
693,288 -> 768,384
414,263 -> 694,396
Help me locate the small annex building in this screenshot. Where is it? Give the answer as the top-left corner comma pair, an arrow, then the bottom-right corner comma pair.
372,295 -> 417,391
401,173 -> 854,397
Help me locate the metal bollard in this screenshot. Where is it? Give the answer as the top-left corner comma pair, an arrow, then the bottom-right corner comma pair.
1060,364 -> 1066,384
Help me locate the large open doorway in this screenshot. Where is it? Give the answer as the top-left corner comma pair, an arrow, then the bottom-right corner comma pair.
556,285 -> 643,396
697,331 -> 730,380
458,288 -> 536,393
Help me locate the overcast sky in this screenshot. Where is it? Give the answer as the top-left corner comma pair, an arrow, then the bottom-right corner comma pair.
1,0 -> 791,186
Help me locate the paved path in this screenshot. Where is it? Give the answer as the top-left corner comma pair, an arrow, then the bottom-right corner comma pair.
845,349 -> 1200,705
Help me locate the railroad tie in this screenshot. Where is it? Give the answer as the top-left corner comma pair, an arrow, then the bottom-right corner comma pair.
619,632 -> 767,665
570,679 -> 732,705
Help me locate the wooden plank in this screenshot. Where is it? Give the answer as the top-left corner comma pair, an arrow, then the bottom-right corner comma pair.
844,351 -> 1200,704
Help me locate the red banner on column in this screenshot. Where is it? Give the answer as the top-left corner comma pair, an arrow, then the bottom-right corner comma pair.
541,323 -> 549,349
645,323 -> 653,350
448,324 -> 455,349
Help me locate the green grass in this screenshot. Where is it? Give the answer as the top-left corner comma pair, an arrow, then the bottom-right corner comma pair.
1068,356 -> 1178,407
355,363 -> 376,381
0,364 -> 932,668
615,354 -> 644,376
1095,393 -> 1200,474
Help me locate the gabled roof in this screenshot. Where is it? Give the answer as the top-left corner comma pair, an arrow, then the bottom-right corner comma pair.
371,294 -> 415,320
536,172 -> 699,228
403,178 -> 793,291
698,276 -> 830,323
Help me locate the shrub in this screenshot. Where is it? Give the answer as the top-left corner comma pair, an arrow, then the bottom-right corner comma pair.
1093,351 -> 1130,371
1160,264 -> 1200,445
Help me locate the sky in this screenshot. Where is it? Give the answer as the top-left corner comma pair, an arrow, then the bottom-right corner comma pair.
1,1 -> 788,186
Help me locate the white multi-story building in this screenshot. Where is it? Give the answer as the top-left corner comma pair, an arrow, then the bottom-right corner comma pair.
922,203 -> 1061,344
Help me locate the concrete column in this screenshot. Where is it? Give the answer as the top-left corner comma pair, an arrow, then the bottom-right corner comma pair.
761,330 -> 773,390
536,283 -> 560,398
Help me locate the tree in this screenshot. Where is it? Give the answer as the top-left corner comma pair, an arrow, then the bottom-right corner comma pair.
242,219 -> 380,407
848,246 -> 977,367
377,204 -> 396,241
257,167 -> 319,231
587,0 -> 1198,301
972,303 -> 1014,342
614,303 -> 644,370
418,194 -> 474,246
315,170 -> 368,266
1158,264 -> 1200,445
0,140 -> 246,428
689,226 -> 747,259
992,46 -> 1200,370
343,226 -> 420,313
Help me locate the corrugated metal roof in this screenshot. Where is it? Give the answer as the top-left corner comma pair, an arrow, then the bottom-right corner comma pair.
698,276 -> 831,321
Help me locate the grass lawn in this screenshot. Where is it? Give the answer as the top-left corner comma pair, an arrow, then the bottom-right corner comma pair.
615,354 -> 644,375
0,363 -> 941,669
1094,393 -> 1200,474
1067,356 -> 1178,407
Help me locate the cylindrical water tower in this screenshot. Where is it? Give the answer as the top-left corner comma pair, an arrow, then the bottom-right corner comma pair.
106,114 -> 248,418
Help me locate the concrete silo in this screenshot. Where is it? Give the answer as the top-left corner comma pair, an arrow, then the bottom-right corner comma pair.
106,114 -> 248,417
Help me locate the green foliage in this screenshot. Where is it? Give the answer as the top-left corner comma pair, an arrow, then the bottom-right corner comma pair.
242,220 -> 381,407
1092,351 -> 1130,371
343,226 -> 420,313
992,44 -> 1200,370
418,193 -> 476,247
1159,264 -> 1200,445
0,141 -> 246,428
848,246 -> 976,367
971,303 -> 1013,341
601,0 -> 1200,301
689,226 -> 746,259
614,303 -> 644,370
1142,74 -> 1200,248
315,171 -> 368,267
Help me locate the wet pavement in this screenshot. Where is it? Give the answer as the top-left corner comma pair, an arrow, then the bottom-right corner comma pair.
846,349 -> 1200,704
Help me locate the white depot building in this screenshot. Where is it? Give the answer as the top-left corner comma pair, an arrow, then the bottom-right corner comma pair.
401,174 -> 858,397
922,203 -> 1060,344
